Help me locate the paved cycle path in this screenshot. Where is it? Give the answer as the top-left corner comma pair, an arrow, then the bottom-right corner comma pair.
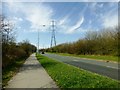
6,53 -> 58,88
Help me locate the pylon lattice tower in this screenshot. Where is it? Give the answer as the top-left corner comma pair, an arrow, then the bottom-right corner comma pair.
50,20 -> 56,48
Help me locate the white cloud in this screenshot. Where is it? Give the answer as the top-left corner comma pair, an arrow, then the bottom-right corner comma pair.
57,15 -> 70,33
6,1 -> 22,13
17,26 -> 21,29
18,18 -> 23,21
101,7 -> 118,28
58,16 -> 69,25
13,17 -> 23,21
88,2 -> 118,28
6,2 -> 53,32
23,4 -> 53,29
6,1 -> 88,34
89,2 -> 103,16
67,16 -> 84,34
57,4 -> 88,34
90,2 -> 97,9
102,14 -> 118,28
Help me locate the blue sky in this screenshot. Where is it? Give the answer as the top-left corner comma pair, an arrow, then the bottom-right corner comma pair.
2,1 -> 118,48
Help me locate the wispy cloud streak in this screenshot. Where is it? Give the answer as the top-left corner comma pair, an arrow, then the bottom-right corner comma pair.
67,16 -> 84,34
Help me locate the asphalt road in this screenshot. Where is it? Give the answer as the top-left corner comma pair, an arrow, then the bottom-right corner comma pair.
42,53 -> 119,80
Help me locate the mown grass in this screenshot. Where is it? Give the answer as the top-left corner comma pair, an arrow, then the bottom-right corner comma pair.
2,58 -> 26,87
36,54 -> 120,88
48,52 -> 118,62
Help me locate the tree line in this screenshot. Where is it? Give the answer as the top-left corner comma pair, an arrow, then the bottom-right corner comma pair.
46,26 -> 119,56
1,15 -> 37,69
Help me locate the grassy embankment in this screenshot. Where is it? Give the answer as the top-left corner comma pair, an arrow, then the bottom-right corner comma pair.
48,52 -> 119,62
36,54 -> 120,88
2,57 -> 27,87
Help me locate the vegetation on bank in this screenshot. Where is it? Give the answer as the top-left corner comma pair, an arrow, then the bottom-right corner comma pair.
1,15 -> 37,69
46,27 -> 119,57
36,54 -> 120,88
2,58 -> 26,87
1,15 -> 37,87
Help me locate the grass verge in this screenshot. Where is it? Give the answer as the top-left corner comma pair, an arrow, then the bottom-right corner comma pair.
2,57 -> 26,87
48,52 -> 118,62
36,54 -> 120,88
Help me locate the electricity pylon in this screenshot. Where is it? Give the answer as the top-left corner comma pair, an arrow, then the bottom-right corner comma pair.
50,20 -> 56,48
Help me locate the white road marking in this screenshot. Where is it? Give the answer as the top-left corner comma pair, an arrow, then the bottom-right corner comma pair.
106,66 -> 119,69
73,60 -> 79,62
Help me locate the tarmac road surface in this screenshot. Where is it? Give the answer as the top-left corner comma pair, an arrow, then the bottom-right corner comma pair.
43,53 -> 119,80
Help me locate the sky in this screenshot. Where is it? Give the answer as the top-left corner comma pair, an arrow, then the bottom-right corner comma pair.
2,0 -> 118,49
